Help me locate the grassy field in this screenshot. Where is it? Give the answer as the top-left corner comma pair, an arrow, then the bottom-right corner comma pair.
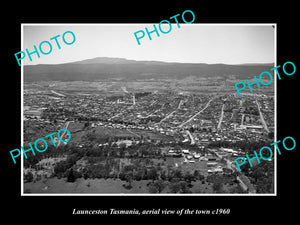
68,121 -> 174,144
24,177 -> 239,194
24,177 -> 155,194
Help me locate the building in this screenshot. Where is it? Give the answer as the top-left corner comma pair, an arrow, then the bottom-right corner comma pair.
182,149 -> 190,154
207,155 -> 217,161
207,162 -> 218,167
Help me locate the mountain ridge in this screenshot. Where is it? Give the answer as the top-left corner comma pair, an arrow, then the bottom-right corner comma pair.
58,57 -> 273,66
61,57 -> 212,66
24,57 -> 274,82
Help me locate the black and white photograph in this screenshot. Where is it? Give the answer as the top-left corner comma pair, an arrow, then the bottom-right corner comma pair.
21,24 -> 276,195
3,3 -> 299,222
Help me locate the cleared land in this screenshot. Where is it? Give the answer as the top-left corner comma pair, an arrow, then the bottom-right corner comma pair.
68,122 -> 174,144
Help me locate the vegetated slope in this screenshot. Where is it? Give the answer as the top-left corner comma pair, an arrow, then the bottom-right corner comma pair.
24,57 -> 274,82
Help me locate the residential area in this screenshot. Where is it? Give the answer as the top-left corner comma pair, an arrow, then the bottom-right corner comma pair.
23,85 -> 275,194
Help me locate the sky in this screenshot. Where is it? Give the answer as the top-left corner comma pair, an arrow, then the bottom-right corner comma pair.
22,24 -> 275,65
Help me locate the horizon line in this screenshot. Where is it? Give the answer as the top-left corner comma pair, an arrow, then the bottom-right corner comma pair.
23,56 -> 275,66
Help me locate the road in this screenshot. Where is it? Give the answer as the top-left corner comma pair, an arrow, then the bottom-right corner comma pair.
255,97 -> 269,132
157,110 -> 176,124
126,128 -> 140,138
224,158 -> 238,172
177,99 -> 184,109
178,98 -> 214,128
241,114 -> 245,126
217,104 -> 225,130
50,90 -> 66,97
185,130 -> 195,145
141,105 -> 164,119
223,158 -> 256,193
149,100 -> 158,106
108,105 -> 134,120
156,100 -> 182,124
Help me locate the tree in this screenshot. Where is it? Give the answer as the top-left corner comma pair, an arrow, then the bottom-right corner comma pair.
184,171 -> 195,182
212,182 -> 223,193
268,132 -> 274,139
24,172 -> 33,182
252,167 -> 265,182
169,180 -> 191,193
67,169 -> 76,182
147,168 -> 158,180
160,170 -> 167,180
169,181 -> 181,193
134,170 -> 143,181
54,162 -> 68,175
193,170 -> 200,178
173,169 -> 182,179
148,180 -> 166,193
123,173 -> 133,189
84,121 -> 90,129
119,143 -> 127,151
229,185 -> 246,193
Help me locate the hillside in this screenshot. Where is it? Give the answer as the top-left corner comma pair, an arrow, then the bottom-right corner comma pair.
24,57 -> 274,82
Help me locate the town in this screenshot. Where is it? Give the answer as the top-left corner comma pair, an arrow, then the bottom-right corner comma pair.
23,84 -> 275,194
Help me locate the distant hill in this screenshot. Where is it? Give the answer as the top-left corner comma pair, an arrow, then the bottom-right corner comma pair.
73,57 -> 138,64
71,57 -> 172,65
24,57 -> 274,82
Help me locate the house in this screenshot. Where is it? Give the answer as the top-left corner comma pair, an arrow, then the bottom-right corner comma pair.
193,154 -> 201,159
207,162 -> 218,167
213,167 -> 223,174
215,151 -> 228,159
208,167 -> 222,174
207,156 -> 217,161
182,149 -> 190,154
199,156 -> 208,161
186,155 -> 193,160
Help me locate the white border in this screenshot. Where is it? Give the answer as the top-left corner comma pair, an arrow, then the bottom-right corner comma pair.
21,23 -> 277,196
21,23 -> 24,193
274,25 -> 277,196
